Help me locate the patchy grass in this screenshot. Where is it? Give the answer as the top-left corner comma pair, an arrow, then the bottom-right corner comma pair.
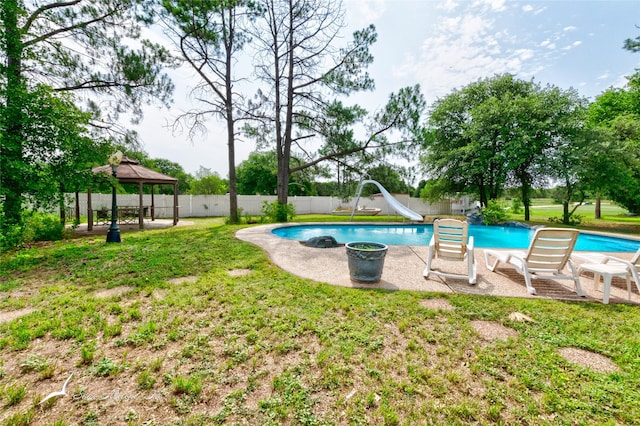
0,218 -> 639,424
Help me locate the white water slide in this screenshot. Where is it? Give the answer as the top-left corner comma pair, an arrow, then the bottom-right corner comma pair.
351,180 -> 423,222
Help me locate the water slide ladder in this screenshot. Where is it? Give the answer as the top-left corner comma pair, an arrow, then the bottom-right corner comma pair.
350,180 -> 424,222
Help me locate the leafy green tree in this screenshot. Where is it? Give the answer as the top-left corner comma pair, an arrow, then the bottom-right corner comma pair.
424,75 -> 521,207
573,126 -> 624,218
586,77 -> 640,215
510,85 -> 587,221
188,166 -> 228,195
423,74 -> 586,221
161,0 -> 259,223
0,85 -> 111,232
314,181 -> 339,197
0,0 -> 174,229
544,127 -> 589,224
418,178 -> 458,203
235,151 -> 278,195
413,180 -> 427,198
146,158 -> 193,194
601,114 -> 640,213
624,33 -> 640,52
365,164 -> 411,195
13,86 -> 111,218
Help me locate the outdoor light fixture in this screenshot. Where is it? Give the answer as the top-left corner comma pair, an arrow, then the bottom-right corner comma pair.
106,151 -> 123,243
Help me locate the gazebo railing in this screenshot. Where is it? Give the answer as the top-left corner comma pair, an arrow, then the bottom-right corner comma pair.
90,206 -> 151,226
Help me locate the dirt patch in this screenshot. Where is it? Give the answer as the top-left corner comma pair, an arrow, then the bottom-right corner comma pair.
558,347 -> 621,373
93,286 -> 135,299
227,269 -> 252,277
420,298 -> 455,311
151,289 -> 167,301
471,320 -> 519,341
166,276 -> 198,284
0,308 -> 35,323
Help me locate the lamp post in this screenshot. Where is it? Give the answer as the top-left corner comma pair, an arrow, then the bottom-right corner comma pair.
106,151 -> 123,243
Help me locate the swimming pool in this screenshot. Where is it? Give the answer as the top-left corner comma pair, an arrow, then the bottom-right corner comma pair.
272,224 -> 640,252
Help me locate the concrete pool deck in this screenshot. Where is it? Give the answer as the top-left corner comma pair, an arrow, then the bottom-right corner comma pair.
236,223 -> 640,305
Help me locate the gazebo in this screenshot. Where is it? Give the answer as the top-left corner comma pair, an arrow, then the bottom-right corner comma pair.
88,156 -> 179,230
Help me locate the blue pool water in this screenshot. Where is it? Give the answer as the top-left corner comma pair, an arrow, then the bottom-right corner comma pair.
272,224 -> 640,252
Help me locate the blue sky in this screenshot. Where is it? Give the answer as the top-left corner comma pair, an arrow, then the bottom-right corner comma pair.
139,0 -> 640,176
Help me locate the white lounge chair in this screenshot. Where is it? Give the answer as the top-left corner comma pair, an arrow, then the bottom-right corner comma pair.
424,219 -> 477,284
484,228 -> 585,296
572,248 -> 640,303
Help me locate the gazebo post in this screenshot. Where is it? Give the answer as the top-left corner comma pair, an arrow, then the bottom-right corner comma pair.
87,187 -> 93,231
75,192 -> 80,223
138,181 -> 144,229
151,185 -> 155,221
173,182 -> 179,225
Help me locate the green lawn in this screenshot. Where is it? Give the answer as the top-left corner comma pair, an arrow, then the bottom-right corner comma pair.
505,199 -> 640,234
512,198 -> 628,218
0,218 -> 639,425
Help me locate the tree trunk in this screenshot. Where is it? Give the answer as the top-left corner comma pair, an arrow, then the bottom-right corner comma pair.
595,191 -> 601,219
59,183 -> 66,225
274,2 -> 297,216
1,0 -> 25,226
519,170 -> 531,221
225,27 -> 239,224
477,180 -> 487,207
276,157 -> 290,205
521,185 -> 530,221
227,121 -> 239,223
563,201 -> 570,224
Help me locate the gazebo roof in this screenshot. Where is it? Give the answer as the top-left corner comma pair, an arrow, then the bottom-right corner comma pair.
92,156 -> 178,185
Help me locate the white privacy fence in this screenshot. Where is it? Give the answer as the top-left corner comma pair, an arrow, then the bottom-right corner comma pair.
65,193 -> 474,218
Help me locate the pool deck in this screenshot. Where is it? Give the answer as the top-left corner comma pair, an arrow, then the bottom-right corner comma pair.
236,223 -> 640,305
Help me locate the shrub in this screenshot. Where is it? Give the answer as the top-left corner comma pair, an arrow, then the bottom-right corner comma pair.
548,214 -> 583,226
0,221 -> 23,252
23,212 -> 64,242
511,198 -> 523,214
0,210 -> 64,251
481,200 -> 509,225
261,201 -> 295,222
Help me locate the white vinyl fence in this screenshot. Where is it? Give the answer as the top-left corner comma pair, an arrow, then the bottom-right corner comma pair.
64,193 -> 474,219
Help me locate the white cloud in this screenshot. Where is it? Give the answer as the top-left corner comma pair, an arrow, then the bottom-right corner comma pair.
515,49 -> 534,61
563,26 -> 577,32
345,0 -> 386,27
562,40 -> 582,51
522,3 -> 545,14
393,11 -> 527,100
540,39 -> 556,49
597,72 -> 610,80
611,73 -> 630,89
439,0 -> 458,12
474,0 -> 506,12
389,1 -> 590,102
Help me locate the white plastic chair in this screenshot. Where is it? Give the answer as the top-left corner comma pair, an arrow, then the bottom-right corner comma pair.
484,228 -> 585,296
424,219 -> 477,284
